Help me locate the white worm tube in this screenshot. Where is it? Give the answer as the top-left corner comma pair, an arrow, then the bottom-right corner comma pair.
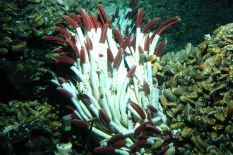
120,88 -> 131,125
71,98 -> 89,121
149,34 -> 160,55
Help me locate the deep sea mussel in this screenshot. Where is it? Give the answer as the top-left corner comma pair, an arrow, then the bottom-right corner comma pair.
0,100 -> 59,154
43,4 -> 179,154
160,23 -> 233,154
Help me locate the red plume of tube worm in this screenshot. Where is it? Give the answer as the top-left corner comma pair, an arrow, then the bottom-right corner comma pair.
67,37 -> 80,59
72,119 -> 90,129
127,65 -> 137,78
99,24 -> 109,43
154,38 -> 167,57
108,133 -> 124,144
65,105 -> 75,113
144,34 -> 150,51
51,47 -> 63,53
138,45 -> 144,55
42,36 -> 66,45
110,141 -> 125,148
131,139 -> 147,152
107,48 -> 114,62
99,109 -> 111,124
63,15 -> 79,29
81,96 -> 92,105
98,4 -> 109,24
147,104 -> 158,113
57,87 -> 73,99
150,16 -> 180,42
130,100 -> 146,120
80,9 -> 93,31
90,13 -> 99,28
134,122 -> 147,135
113,28 -> 124,44
69,13 -> 81,23
145,124 -> 162,134
120,36 -> 131,51
113,49 -> 123,68
86,36 -> 93,50
143,81 -> 151,94
53,54 -> 75,65
147,112 -> 153,120
55,26 -> 70,39
142,18 -> 160,33
157,16 -> 180,35
136,8 -> 143,28
80,46 -> 86,64
58,77 -> 67,84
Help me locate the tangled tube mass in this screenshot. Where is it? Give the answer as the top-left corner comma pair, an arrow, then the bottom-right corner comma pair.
43,4 -> 180,154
